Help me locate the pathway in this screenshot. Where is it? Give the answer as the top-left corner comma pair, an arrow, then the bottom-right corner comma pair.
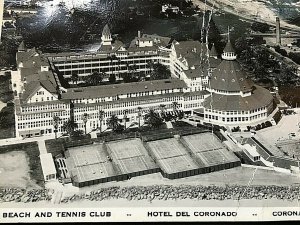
37,140 -> 47,155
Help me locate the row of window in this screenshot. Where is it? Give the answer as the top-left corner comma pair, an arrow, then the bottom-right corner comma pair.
18,119 -> 57,129
205,112 -> 267,122
18,111 -> 69,121
21,104 -> 67,113
185,103 -> 202,109
32,96 -> 55,102
73,96 -> 184,113
205,107 -> 267,115
73,93 -> 183,107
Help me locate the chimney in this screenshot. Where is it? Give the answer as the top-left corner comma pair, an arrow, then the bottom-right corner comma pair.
276,17 -> 281,46
138,30 -> 141,38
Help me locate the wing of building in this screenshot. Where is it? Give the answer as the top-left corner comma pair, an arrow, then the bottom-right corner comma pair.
202,40 -> 277,127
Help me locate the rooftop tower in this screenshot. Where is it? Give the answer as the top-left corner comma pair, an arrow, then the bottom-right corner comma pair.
101,24 -> 112,46
276,17 -> 281,46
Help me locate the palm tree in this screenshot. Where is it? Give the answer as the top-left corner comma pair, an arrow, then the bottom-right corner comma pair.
107,114 -> 120,132
172,102 -> 179,112
82,113 -> 88,134
172,101 -> 179,121
137,106 -> 142,129
123,109 -> 128,130
144,109 -> 163,128
85,71 -> 103,86
107,55 -> 113,76
98,110 -> 105,134
52,116 -> 60,139
62,119 -> 78,136
159,104 -> 166,117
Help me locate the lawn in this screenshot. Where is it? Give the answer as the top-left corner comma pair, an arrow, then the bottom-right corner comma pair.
0,73 -> 14,103
0,142 -> 44,188
0,105 -> 15,139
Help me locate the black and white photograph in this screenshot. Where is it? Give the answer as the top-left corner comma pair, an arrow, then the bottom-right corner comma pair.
0,0 -> 300,222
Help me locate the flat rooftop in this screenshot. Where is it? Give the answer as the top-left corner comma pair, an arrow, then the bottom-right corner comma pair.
65,144 -> 117,183
106,138 -> 158,174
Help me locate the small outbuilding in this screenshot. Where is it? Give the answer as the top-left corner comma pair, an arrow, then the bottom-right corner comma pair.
40,153 -> 57,181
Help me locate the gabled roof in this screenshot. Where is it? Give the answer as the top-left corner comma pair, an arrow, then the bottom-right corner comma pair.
210,60 -> 253,92
142,34 -> 171,47
61,79 -> 187,100
16,47 -> 39,64
184,66 -> 209,79
21,80 -> 57,102
173,41 -> 207,59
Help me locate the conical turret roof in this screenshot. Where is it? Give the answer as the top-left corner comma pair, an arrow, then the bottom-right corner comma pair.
102,24 -> 111,36
18,41 -> 26,52
210,60 -> 254,93
223,40 -> 235,53
210,44 -> 218,57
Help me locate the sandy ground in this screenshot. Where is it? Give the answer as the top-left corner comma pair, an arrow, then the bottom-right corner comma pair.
0,151 -> 39,189
193,0 -> 300,32
38,166 -> 300,207
258,108 -> 300,145
0,196 -> 299,208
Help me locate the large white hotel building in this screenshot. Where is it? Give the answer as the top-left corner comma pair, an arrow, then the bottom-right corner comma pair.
11,25 -> 278,138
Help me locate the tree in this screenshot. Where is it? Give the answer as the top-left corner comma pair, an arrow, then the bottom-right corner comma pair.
107,114 -> 122,132
71,73 -> 79,85
151,63 -> 171,80
98,110 -> 105,134
85,71 -> 103,86
144,109 -> 164,128
62,119 -> 78,136
82,113 -> 88,134
109,74 -> 116,84
137,106 -> 142,129
251,22 -> 270,33
123,109 -> 128,130
72,129 -> 84,137
159,104 -> 166,117
172,101 -> 179,121
52,116 -> 60,139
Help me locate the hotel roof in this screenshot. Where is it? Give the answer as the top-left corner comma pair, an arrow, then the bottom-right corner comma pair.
203,85 -> 274,111
61,79 -> 187,100
210,60 -> 254,92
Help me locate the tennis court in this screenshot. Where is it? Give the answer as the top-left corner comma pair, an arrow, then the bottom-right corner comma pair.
106,138 -> 160,175
147,138 -> 187,159
65,144 -> 117,186
106,139 -> 146,160
181,133 -> 224,153
196,148 -> 240,167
